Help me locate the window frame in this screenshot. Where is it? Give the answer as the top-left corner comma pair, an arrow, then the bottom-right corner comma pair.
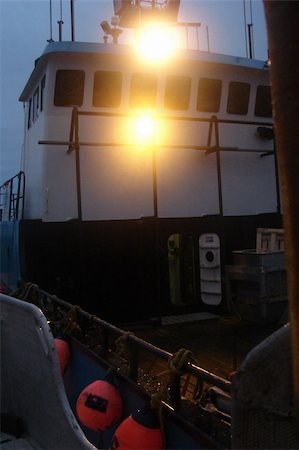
197,78 -> 222,113
255,84 -> 272,118
54,69 -> 85,107
129,73 -> 158,109
164,75 -> 191,111
93,70 -> 122,108
226,81 -> 251,115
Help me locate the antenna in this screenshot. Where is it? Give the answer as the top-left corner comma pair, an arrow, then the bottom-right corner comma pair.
47,0 -> 54,42
243,0 -> 248,57
57,0 -> 64,42
249,0 -> 255,58
243,0 -> 255,59
206,25 -> 210,52
70,0 -> 75,41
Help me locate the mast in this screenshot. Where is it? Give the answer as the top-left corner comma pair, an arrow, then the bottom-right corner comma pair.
70,0 -> 75,41
264,0 -> 299,432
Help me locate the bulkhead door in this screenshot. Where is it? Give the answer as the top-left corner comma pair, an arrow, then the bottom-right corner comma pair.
199,233 -> 222,305
168,233 -> 196,306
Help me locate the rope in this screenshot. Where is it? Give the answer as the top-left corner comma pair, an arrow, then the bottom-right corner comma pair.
150,348 -> 197,449
55,305 -> 81,336
114,331 -> 135,360
10,282 -> 39,300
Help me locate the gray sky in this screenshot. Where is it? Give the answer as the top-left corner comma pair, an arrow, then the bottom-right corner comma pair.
0,0 -> 268,184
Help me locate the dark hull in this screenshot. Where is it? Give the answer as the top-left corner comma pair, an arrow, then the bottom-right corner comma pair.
18,212 -> 282,323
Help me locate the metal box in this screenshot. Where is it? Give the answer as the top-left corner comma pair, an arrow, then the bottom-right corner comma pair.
226,249 -> 287,323
232,249 -> 285,269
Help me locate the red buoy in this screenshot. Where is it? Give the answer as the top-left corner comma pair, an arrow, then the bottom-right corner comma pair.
76,380 -> 123,431
109,409 -> 163,450
54,337 -> 70,375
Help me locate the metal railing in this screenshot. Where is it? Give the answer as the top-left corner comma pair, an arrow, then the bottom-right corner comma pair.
0,171 -> 25,221
23,284 -> 232,396
39,107 -> 278,220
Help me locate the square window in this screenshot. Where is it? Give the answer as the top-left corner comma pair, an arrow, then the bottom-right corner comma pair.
93,71 -> 122,107
54,70 -> 85,106
130,73 -> 157,108
197,78 -> 222,112
164,75 -> 191,110
255,85 -> 272,117
227,81 -> 250,115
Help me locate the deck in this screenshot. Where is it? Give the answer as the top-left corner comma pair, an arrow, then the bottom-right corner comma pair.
124,314 -> 283,401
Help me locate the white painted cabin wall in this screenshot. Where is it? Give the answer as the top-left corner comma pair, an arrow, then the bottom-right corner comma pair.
221,152 -> 277,215
22,96 -> 44,220
41,65 -> 78,222
23,48 -> 277,222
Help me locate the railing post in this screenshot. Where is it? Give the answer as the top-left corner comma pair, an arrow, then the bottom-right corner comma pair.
167,372 -> 182,410
68,107 -> 82,221
128,345 -> 139,382
15,172 -> 22,220
8,180 -> 13,220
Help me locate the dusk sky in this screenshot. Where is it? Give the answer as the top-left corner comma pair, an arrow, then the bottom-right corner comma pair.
0,0 -> 268,184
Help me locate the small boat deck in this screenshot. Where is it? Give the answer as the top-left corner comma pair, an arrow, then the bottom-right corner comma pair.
127,315 -> 283,400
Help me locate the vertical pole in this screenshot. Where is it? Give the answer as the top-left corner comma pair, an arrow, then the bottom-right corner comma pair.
58,0 -> 63,41
206,25 -> 210,52
152,144 -> 158,219
21,171 -> 25,220
152,142 -> 161,321
48,0 -> 54,42
273,136 -> 281,214
247,23 -> 253,59
243,0 -> 248,57
264,0 -> 299,433
58,21 -> 63,41
196,24 -> 200,51
249,0 -> 255,58
8,181 -> 13,220
73,108 -> 82,220
15,173 -> 21,220
212,116 -> 223,216
70,0 -> 75,41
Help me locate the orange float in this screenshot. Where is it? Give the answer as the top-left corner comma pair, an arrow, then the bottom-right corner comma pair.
76,380 -> 123,431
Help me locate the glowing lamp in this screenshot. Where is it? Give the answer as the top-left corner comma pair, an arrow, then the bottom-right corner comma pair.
135,24 -> 177,62
133,115 -> 155,146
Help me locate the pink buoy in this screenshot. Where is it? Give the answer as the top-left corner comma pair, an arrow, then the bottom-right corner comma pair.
109,408 -> 163,450
54,337 -> 70,375
76,380 -> 123,431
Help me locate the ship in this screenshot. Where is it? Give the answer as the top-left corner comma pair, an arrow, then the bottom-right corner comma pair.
0,1 -> 298,449
0,0 -> 285,325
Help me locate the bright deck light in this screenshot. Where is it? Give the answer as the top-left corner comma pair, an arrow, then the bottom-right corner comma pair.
133,115 -> 155,146
135,24 -> 177,62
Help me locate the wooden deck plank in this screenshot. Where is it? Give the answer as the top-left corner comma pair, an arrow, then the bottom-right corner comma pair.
131,316 -> 281,397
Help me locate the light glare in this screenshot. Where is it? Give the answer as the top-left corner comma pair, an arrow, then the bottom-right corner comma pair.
136,24 -> 177,62
134,116 -> 155,146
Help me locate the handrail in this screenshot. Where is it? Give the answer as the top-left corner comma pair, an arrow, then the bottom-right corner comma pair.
38,108 -> 278,221
25,285 -> 232,394
0,171 -> 25,221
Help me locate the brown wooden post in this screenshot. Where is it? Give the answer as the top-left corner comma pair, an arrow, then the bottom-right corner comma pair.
263,0 -> 299,431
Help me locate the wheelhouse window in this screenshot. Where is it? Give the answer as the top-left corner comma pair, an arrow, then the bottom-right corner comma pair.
27,99 -> 32,129
40,75 -> 46,111
255,85 -> 272,117
32,87 -> 39,122
54,70 -> 85,106
227,81 -> 250,115
130,73 -> 158,108
164,75 -> 191,110
93,71 -> 122,107
197,78 -> 222,112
